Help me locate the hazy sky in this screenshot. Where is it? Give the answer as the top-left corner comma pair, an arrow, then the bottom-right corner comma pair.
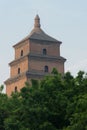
0,0 -> 87,85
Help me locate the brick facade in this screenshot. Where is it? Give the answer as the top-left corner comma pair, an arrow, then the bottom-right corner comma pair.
14,40 -> 30,59
6,75 -> 27,96
5,15 -> 66,96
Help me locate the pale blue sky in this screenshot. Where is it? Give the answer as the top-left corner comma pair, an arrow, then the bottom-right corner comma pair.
0,0 -> 87,85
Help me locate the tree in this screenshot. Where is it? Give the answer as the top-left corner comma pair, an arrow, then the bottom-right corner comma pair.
0,85 -> 4,93
1,70 -> 87,129
0,93 -> 8,130
64,71 -> 87,130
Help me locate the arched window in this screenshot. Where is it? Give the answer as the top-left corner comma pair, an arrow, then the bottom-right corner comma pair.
14,86 -> 17,93
44,66 -> 48,72
43,49 -> 47,55
18,68 -> 20,74
21,50 -> 23,56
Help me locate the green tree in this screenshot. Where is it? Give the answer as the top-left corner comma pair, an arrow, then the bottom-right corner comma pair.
0,85 -> 4,93
0,93 -> 8,130
1,70 -> 87,130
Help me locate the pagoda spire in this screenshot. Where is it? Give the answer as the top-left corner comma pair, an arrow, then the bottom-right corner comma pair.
34,14 -> 41,28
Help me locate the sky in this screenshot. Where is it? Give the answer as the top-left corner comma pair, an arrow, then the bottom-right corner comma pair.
0,0 -> 87,85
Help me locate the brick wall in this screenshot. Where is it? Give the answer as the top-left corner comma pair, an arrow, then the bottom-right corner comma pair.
10,57 -> 28,77
6,76 -> 27,96
15,40 -> 30,59
29,59 -> 64,74
30,41 -> 60,56
6,38 -> 65,96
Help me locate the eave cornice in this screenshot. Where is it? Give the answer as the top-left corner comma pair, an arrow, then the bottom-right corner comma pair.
29,53 -> 66,62
9,54 -> 29,66
4,72 -> 26,85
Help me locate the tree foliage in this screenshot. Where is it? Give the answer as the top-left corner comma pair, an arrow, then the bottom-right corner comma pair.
0,70 -> 87,129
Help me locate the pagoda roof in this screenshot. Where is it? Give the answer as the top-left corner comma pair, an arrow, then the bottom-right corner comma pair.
13,15 -> 61,47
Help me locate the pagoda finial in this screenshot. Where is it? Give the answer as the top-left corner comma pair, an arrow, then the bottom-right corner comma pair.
34,14 -> 41,28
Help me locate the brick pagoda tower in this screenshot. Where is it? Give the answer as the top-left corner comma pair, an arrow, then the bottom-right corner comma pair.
5,15 -> 66,96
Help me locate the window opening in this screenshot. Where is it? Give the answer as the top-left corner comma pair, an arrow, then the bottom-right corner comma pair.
43,49 -> 47,55
18,68 -> 20,74
21,50 -> 23,56
44,66 -> 48,72
14,86 -> 17,93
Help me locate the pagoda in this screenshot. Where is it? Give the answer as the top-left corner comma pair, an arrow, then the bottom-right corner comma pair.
5,15 -> 66,96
